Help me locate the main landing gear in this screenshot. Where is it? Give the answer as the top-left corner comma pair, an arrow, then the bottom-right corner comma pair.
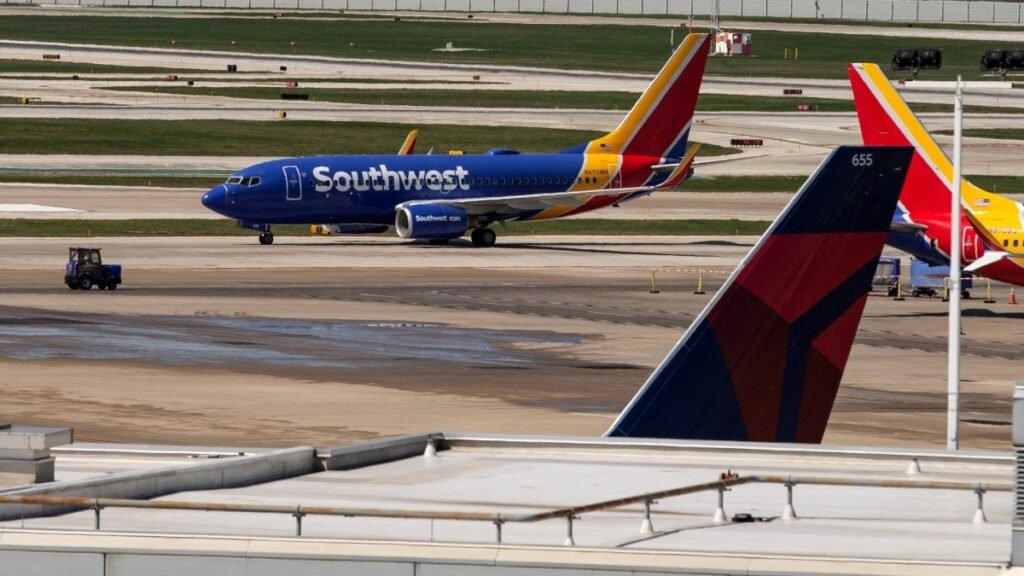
258,232 -> 274,245
470,227 -> 496,247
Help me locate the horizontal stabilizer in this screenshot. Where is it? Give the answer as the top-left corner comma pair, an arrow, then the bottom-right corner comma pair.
890,220 -> 927,233
964,251 -> 1022,272
606,146 -> 912,443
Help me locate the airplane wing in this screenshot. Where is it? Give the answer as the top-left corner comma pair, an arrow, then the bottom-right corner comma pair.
965,251 -> 1011,272
396,143 -> 700,218
396,184 -> 655,216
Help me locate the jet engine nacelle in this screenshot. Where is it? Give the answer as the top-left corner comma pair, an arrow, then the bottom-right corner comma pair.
961,225 -> 985,263
395,204 -> 468,239
929,219 -> 986,263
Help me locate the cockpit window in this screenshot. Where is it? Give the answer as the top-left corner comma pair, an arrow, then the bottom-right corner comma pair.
227,176 -> 243,184
248,177 -> 261,187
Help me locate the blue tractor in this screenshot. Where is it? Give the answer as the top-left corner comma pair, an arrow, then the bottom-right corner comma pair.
64,247 -> 122,291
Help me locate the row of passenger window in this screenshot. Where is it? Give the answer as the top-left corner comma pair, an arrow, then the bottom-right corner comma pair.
462,175 -> 601,187
1002,238 -> 1020,248
229,174 -> 602,188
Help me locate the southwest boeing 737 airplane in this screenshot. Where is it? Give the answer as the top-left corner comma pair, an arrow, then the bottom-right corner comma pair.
849,63 -> 1024,286
201,33 -> 710,246
610,146 -> 911,442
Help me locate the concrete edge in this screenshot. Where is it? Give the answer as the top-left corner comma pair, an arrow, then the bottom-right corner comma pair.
440,432 -> 1012,465
0,446 -> 317,520
0,529 -> 1006,576
317,432 -> 442,471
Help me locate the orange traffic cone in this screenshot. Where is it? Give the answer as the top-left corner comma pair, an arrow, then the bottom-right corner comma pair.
1010,287 -> 1018,305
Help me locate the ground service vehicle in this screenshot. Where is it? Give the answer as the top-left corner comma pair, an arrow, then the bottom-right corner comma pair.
909,258 -> 972,298
64,247 -> 122,291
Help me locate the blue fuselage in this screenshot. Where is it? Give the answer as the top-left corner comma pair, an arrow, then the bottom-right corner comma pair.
202,152 -> 590,226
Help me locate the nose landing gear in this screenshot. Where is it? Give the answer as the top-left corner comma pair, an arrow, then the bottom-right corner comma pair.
258,232 -> 274,245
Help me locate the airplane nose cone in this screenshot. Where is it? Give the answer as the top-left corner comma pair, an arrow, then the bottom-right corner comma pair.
202,185 -> 227,213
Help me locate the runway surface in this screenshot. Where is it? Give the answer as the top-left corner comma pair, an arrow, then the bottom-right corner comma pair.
0,182 -> 802,220
0,235 -> 1019,450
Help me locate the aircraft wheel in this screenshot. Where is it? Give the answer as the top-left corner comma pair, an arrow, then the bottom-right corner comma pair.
79,276 -> 93,290
108,281 -> 118,291
471,227 -> 496,247
259,233 -> 274,245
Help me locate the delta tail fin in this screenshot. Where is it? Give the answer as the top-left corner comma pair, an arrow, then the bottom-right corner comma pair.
586,33 -> 709,163
607,146 -> 912,443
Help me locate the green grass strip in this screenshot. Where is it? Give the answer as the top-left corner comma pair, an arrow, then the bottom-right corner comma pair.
110,86 -> 643,110
0,15 -> 1018,79
0,218 -> 767,237
0,119 -> 602,156
964,174 -> 1024,195
101,85 -> 1020,115
0,59 -> 211,75
103,86 -> 845,112
587,12 -> 1024,32
935,128 -> 1024,141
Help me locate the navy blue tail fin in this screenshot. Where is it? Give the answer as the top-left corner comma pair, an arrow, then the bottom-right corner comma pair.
606,146 -> 912,443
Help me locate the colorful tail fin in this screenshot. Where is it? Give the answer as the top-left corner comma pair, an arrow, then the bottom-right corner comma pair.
607,146 -> 912,443
848,63 -> 1015,225
398,129 -> 419,155
587,33 -> 710,161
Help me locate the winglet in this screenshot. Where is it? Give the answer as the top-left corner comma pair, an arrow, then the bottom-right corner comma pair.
606,146 -> 913,443
398,129 -> 419,155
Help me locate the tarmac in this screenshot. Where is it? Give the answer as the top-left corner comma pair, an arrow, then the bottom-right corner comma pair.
0,182 -> 800,220
0,235 -> 1019,450
0,10 -> 1021,455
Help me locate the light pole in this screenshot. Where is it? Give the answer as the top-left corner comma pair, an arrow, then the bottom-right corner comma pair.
948,76 -> 963,451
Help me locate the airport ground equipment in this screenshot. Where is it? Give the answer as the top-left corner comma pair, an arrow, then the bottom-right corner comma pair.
64,247 -> 121,291
891,48 -> 942,78
874,256 -> 901,296
909,258 -> 972,298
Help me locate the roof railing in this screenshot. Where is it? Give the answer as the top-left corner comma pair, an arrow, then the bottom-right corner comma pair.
0,474 -> 1009,543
